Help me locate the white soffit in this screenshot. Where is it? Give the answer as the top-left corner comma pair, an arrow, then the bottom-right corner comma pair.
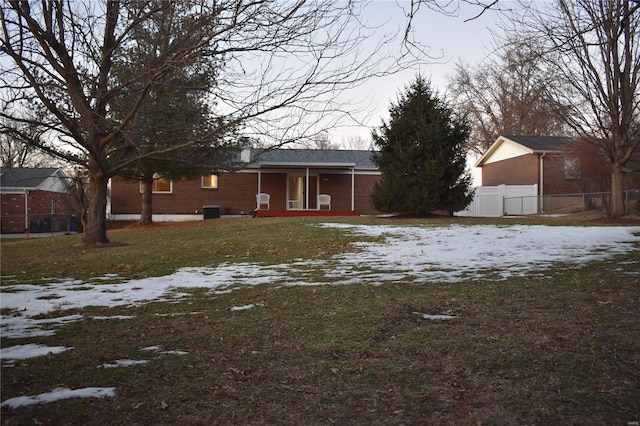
482,138 -> 532,165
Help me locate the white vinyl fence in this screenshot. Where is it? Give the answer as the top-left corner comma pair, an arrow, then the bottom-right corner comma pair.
457,184 -> 538,217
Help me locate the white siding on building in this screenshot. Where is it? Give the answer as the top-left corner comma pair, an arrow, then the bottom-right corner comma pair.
481,139 -> 531,165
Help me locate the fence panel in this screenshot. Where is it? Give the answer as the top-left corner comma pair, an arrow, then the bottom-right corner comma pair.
458,184 -> 537,217
503,185 -> 538,215
540,190 -> 638,216
457,186 -> 503,217
457,186 -> 637,217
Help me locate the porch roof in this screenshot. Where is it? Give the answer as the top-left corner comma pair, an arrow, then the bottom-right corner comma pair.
258,161 -> 355,168
246,148 -> 377,170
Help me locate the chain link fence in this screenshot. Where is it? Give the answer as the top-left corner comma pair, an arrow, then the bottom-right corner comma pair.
504,189 -> 639,216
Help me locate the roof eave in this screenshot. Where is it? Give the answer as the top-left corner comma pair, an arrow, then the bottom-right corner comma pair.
475,135 -> 565,167
257,162 -> 358,168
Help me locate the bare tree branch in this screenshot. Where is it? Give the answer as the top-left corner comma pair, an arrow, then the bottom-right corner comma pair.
506,0 -> 640,217
1,0 -> 419,244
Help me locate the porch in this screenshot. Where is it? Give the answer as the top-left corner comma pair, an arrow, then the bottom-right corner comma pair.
255,209 -> 361,218
255,161 -> 360,215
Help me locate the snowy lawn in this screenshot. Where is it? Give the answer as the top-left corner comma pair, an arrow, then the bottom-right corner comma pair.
1,220 -> 639,424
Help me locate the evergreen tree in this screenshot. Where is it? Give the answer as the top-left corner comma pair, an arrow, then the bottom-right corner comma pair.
110,68 -> 239,225
108,3 -> 240,224
371,76 -> 473,215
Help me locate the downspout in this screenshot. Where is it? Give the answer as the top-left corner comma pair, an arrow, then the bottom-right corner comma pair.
351,168 -> 355,211
539,152 -> 545,213
24,189 -> 29,234
257,166 -> 262,194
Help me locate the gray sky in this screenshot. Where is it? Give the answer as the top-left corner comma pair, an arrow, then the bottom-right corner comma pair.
332,1 -> 506,145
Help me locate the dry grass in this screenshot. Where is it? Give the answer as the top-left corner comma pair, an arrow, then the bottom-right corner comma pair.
1,216 -> 639,425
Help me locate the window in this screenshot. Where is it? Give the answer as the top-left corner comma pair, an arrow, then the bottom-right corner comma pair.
139,176 -> 172,193
564,157 -> 581,180
152,178 -> 172,192
202,174 -> 218,189
145,173 -> 172,193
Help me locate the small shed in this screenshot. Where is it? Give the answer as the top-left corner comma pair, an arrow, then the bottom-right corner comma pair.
0,168 -> 75,233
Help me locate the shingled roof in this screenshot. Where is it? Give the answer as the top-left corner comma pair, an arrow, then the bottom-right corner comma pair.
247,149 -> 377,169
475,135 -> 575,168
501,135 -> 573,151
0,168 -> 69,192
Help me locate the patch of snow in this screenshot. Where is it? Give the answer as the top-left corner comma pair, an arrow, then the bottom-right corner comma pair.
0,387 -> 116,409
319,224 -> 640,283
412,312 -> 457,320
230,303 -> 265,311
231,304 -> 256,311
1,224 -> 638,341
155,312 -> 202,317
0,344 -> 73,360
140,346 -> 188,356
0,314 -> 84,339
91,315 -> 135,320
140,345 -> 161,352
99,359 -> 150,368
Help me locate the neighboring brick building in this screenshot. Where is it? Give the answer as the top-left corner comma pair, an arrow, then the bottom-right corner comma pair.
475,135 -> 611,195
110,148 -> 382,220
1,168 -> 76,233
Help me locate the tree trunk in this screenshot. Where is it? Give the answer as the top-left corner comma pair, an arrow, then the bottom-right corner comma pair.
140,178 -> 153,225
82,172 -> 110,246
609,162 -> 625,218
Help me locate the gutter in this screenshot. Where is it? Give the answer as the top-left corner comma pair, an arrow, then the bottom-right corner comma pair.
256,162 -> 357,168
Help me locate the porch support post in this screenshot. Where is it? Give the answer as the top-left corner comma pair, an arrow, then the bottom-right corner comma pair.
257,167 -> 262,194
351,167 -> 355,211
305,167 -> 309,210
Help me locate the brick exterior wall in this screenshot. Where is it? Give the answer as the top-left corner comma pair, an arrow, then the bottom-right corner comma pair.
482,154 -> 539,187
111,172 -> 260,215
1,190 -> 75,233
481,153 -> 586,195
541,153 -> 583,194
110,170 -> 382,217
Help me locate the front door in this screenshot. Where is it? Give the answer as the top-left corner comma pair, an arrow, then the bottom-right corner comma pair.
288,175 -> 318,209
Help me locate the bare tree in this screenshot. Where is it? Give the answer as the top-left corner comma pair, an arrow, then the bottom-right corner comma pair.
0,132 -> 40,168
0,115 -> 56,168
1,1 -> 414,245
341,134 -> 373,150
402,0 -> 502,43
512,0 -> 640,218
297,132 -> 340,150
449,36 -> 569,156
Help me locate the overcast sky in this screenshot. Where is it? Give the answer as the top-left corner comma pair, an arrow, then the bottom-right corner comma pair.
331,1 -> 509,146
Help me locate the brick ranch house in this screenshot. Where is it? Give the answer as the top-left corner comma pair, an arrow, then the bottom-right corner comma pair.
110,148 -> 382,220
475,135 -> 614,195
0,167 -> 77,234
